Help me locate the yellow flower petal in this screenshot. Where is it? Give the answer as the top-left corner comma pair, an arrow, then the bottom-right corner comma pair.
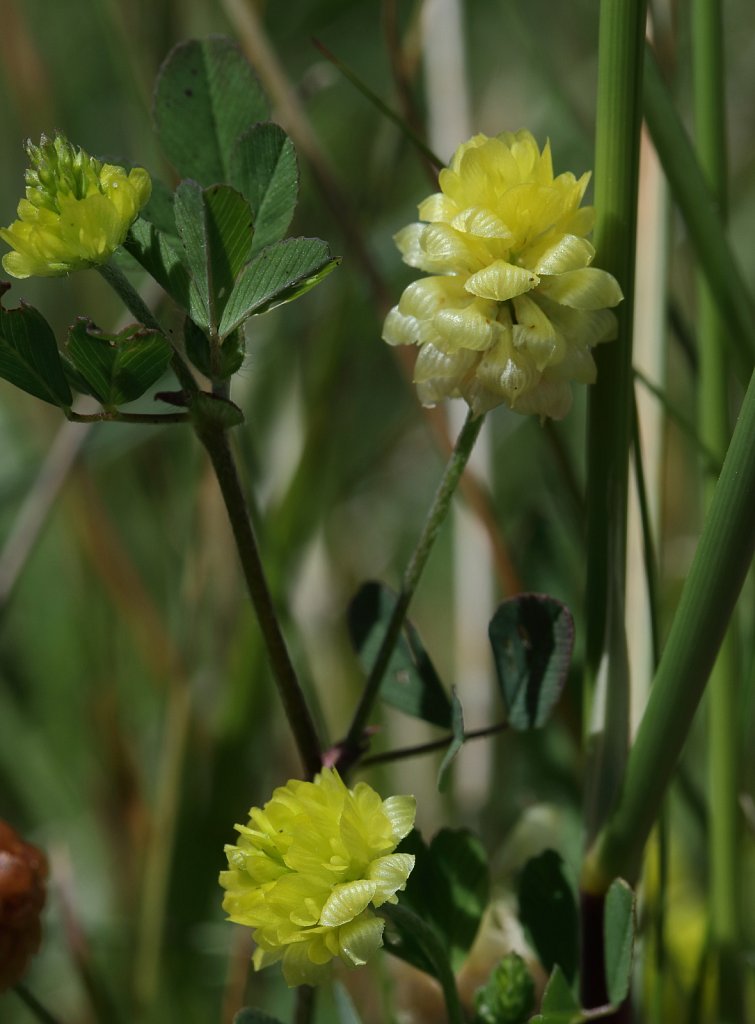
538,267 -> 624,309
338,912 -> 385,968
465,260 -> 539,301
320,880 -> 377,928
533,234 -> 595,275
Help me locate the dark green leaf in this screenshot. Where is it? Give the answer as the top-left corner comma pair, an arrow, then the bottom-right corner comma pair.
393,828 -> 488,973
437,688 -> 464,792
429,829 -> 489,970
230,122 -> 299,254
174,181 -> 254,335
219,237 -> 339,337
489,594 -> 574,730
518,850 -> 578,983
233,1011 -> 285,1024
347,581 -> 452,728
381,903 -> 465,1024
604,879 -> 635,1006
124,218 -> 191,311
191,392 -> 244,429
66,319 -> 172,406
0,298 -> 71,407
154,37 -> 267,185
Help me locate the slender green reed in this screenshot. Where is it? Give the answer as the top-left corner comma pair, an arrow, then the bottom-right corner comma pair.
643,47 -> 755,376
583,366 -> 755,890
692,0 -> 743,1017
583,0 -> 646,837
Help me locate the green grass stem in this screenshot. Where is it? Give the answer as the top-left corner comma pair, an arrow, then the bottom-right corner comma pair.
583,0 -> 646,830
583,366 -> 755,891
643,46 -> 755,378
692,0 -> 743,1016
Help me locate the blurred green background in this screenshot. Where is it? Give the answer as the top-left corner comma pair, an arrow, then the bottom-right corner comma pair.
0,1 -> 753,1021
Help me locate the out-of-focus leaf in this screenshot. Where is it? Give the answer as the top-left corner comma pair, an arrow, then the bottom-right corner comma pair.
174,181 -> 254,335
489,594 -> 574,729
381,903 -> 465,1024
392,828 -> 488,973
230,122 -> 299,254
348,581 -> 452,728
219,237 -> 339,337
518,849 -> 578,983
473,952 -> 536,1024
437,688 -> 464,791
530,966 -> 583,1023
0,297 -> 71,407
604,879 -> 635,1006
154,37 -> 267,185
66,319 -> 172,406
233,1011 -> 285,1024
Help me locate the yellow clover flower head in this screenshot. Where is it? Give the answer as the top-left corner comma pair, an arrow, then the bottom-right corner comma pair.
383,130 -> 623,420
0,133 -> 151,279
220,768 -> 416,987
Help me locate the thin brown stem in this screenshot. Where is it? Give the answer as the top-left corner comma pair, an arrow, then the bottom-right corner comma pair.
67,410 -> 190,424
197,423 -> 322,778
360,721 -> 509,767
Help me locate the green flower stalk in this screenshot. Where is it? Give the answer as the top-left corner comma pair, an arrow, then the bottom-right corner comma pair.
383,130 -> 623,419
220,768 -> 416,987
0,133 -> 151,278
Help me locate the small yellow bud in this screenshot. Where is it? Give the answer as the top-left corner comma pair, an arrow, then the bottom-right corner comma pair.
0,133 -> 151,279
383,130 -> 623,420
220,768 -> 416,987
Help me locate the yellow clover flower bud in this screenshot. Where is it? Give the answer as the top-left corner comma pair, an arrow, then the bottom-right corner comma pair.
0,133 -> 151,279
220,768 -> 416,987
383,130 -> 623,420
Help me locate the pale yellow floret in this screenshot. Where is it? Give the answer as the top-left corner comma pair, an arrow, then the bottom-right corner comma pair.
220,768 -> 416,987
384,129 -> 623,418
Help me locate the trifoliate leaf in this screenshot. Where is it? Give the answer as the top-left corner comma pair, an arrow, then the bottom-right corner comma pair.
154,37 -> 268,185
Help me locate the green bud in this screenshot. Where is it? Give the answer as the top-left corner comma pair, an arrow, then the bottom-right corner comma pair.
474,952 -> 536,1024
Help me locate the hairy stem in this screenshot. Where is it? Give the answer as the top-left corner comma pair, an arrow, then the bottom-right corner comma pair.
343,409 -> 484,755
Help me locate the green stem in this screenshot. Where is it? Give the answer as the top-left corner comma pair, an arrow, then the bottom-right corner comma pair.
13,986 -> 65,1024
197,424 -> 322,778
691,0 -> 742,1016
343,409 -> 485,754
583,0 -> 646,829
360,721 -> 508,767
67,410 -> 189,424
96,262 -> 199,395
583,367 -> 755,891
643,46 -> 755,377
